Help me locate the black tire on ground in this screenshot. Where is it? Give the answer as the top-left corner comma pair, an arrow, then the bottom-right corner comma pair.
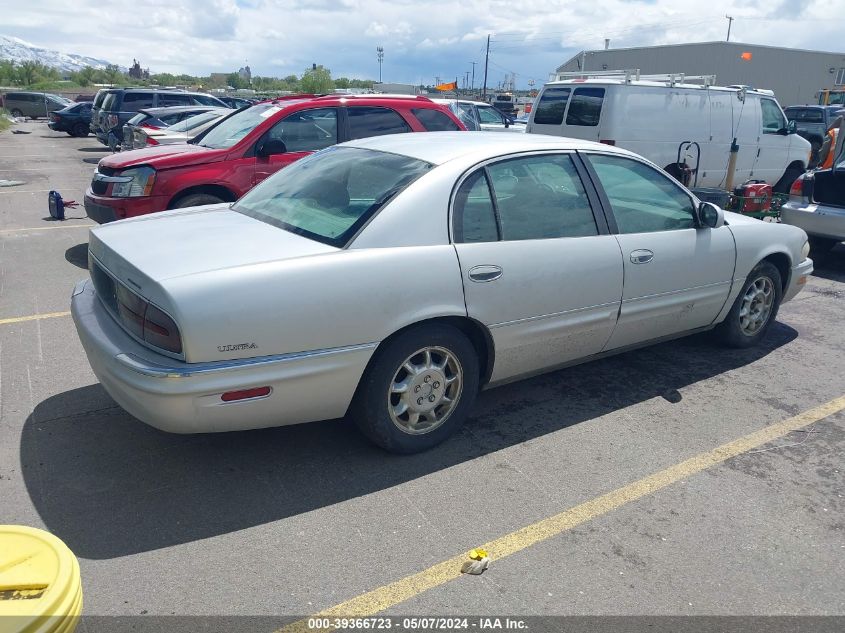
10,109 -> 23,118
72,123 -> 89,137
808,236 -> 838,255
773,164 -> 805,194
350,323 -> 479,454
716,261 -> 783,349
172,193 -> 226,209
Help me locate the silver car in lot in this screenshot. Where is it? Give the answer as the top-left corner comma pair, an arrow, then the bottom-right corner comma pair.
133,108 -> 231,149
72,133 -> 813,453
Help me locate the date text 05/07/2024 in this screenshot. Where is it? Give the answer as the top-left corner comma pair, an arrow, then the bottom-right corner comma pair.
306,618 -> 528,630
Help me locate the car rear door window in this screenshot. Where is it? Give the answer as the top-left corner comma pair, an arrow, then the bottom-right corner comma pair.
489,154 -> 597,240
347,106 -> 412,139
533,87 -> 571,125
565,88 -> 604,126
158,94 -> 193,107
267,107 -> 338,152
411,107 -> 461,131
587,153 -> 696,233
192,94 -> 222,106
761,99 -> 786,134
121,92 -> 155,111
453,171 -> 499,243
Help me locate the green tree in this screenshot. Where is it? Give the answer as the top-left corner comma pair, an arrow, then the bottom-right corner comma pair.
334,77 -> 350,89
300,65 -> 333,94
0,60 -> 16,86
103,64 -> 124,85
71,66 -> 97,87
17,61 -> 42,86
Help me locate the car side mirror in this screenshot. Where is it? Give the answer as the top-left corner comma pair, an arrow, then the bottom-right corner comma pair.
786,120 -> 797,134
504,118 -> 510,128
257,138 -> 287,157
696,201 -> 724,229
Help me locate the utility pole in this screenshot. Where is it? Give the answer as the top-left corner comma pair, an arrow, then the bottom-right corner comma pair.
482,34 -> 490,100
464,71 -> 470,91
725,15 -> 734,42
376,46 -> 384,83
469,61 -> 477,92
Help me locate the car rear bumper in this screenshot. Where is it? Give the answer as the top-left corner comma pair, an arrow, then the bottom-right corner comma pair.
71,279 -> 376,433
781,201 -> 845,241
84,189 -> 169,223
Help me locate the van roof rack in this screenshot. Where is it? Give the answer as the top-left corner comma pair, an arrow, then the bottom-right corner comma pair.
553,70 -> 716,87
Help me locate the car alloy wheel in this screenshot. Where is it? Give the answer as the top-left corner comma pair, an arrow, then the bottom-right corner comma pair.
738,276 -> 775,336
388,346 -> 463,434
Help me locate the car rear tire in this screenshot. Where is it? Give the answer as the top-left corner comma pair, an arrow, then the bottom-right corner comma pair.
11,109 -> 23,118
72,123 -> 89,137
350,323 -> 479,454
773,164 -> 805,194
172,193 -> 226,209
716,261 -> 782,348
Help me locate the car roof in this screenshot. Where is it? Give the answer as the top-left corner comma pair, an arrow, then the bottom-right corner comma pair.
431,98 -> 493,107
342,131 -> 632,165
277,94 -> 442,108
138,106 -> 222,116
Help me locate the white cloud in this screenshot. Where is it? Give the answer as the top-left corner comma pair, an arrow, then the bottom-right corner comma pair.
3,0 -> 844,87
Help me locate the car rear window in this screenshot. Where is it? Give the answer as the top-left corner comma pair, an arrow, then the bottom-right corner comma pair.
101,92 -> 118,111
233,147 -> 432,247
565,88 -> 604,126
533,87 -> 572,125
412,107 -> 461,131
348,106 -> 412,139
169,110 -> 225,132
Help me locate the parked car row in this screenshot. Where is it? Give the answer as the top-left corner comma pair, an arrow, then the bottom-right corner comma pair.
84,94 -> 465,223
2,91 -> 74,118
121,106 -> 225,149
88,88 -> 231,150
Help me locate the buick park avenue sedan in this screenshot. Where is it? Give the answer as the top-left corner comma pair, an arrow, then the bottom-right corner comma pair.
72,133 -> 813,453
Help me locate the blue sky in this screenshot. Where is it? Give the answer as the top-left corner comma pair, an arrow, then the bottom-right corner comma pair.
4,0 -> 843,89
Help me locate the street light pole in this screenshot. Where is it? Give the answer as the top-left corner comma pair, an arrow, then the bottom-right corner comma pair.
725,15 -> 734,42
470,61 -> 477,93
377,46 -> 384,83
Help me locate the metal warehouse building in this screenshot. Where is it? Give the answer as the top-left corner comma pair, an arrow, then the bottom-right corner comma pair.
555,41 -> 845,106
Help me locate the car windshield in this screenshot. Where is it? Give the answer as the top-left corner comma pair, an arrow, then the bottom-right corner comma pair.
169,110 -> 226,133
233,147 -> 432,247
196,103 -> 279,148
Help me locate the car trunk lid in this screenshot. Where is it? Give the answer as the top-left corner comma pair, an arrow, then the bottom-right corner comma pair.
89,204 -> 338,285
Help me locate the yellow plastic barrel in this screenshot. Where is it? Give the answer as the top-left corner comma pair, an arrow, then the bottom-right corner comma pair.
0,526 -> 82,633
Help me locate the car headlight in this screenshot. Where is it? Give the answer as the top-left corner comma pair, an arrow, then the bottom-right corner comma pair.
111,166 -> 156,198
801,239 -> 810,261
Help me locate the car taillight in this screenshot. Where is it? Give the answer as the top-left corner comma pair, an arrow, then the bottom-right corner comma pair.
50,113 -> 59,122
114,284 -> 182,355
143,305 -> 183,355
146,137 -> 159,146
788,176 -> 804,199
600,139 -> 616,146
140,122 -> 162,129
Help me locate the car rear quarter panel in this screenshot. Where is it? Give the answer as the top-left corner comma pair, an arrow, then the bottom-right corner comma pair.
160,245 -> 467,363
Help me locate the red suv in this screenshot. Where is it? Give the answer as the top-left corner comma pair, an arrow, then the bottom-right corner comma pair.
84,95 -> 465,223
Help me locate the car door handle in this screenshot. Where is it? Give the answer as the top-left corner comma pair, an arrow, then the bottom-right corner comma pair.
630,249 -> 654,264
468,265 -> 503,282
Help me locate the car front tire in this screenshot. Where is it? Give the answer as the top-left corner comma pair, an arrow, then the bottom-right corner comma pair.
11,109 -> 23,118
72,123 -> 89,137
351,323 -> 479,454
716,261 -> 783,348
173,193 -> 226,209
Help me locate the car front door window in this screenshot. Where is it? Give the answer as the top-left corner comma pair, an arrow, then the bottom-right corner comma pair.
587,154 -> 696,233
761,99 -> 786,134
477,106 -> 504,125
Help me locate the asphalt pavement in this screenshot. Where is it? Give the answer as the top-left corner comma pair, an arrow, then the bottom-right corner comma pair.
1,120 -> 843,630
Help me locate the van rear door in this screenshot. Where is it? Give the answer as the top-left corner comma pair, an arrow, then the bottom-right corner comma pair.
528,86 -> 572,135
528,85 -> 606,142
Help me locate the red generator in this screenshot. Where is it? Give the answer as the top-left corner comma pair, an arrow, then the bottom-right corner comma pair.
733,180 -> 773,213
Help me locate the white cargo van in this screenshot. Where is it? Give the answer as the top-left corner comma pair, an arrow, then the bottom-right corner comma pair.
526,72 -> 811,192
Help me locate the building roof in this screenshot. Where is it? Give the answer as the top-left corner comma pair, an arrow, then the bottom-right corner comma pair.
558,40 -> 845,72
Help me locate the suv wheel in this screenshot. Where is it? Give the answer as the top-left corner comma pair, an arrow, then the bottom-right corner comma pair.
173,193 -> 226,209
10,109 -> 23,118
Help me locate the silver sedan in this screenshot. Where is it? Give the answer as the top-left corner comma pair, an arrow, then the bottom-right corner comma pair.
72,133 -> 813,453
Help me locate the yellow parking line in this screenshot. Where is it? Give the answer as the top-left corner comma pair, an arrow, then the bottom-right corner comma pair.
0,311 -> 71,326
280,394 -> 845,631
0,225 -> 92,235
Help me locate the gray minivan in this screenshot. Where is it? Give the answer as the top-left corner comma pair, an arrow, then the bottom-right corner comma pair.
2,91 -> 73,119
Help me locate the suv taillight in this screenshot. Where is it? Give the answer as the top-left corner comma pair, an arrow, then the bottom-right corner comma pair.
146,136 -> 159,146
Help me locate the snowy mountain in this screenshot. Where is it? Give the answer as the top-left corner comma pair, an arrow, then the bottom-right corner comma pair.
0,35 -> 118,73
